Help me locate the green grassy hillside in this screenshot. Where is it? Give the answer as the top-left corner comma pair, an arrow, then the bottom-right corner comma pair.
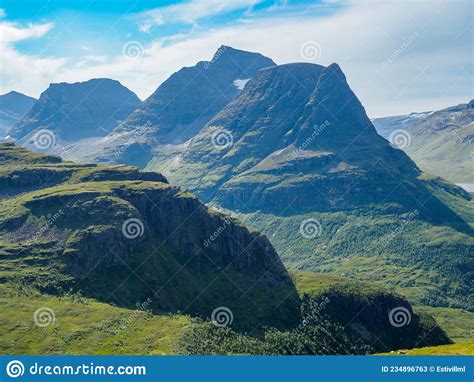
236,186 -> 473,311
290,271 -> 473,345
0,270 -> 460,355
0,283 -> 190,355
0,143 -> 299,331
0,144 -> 460,355
379,343 -> 474,355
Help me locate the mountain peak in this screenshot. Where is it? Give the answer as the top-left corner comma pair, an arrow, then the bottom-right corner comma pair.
110,46 -> 276,149
207,45 -> 276,69
0,90 -> 36,102
10,78 -> 141,142
0,91 -> 37,137
47,78 -> 132,93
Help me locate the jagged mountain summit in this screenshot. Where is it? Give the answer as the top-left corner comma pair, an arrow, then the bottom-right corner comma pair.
115,45 -> 276,144
60,46 -> 276,167
372,101 -> 474,184
0,91 -> 36,137
10,78 -> 141,145
147,61 -> 473,310
151,62 -> 429,213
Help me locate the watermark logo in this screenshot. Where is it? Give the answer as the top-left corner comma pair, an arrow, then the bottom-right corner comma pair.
203,218 -> 232,247
293,120 -> 330,157
380,209 -> 419,248
33,307 -> 56,327
122,218 -> 145,239
389,129 -> 411,149
299,218 -> 322,239
6,360 -> 25,378
122,41 -> 144,61
211,129 -> 233,150
300,41 -> 322,61
378,31 -> 419,73
211,306 -> 233,327
204,45 -> 227,69
114,298 -> 152,335
388,307 -> 411,327
33,129 -> 56,150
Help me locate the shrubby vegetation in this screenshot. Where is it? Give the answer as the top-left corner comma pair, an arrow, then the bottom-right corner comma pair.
177,295 -> 371,355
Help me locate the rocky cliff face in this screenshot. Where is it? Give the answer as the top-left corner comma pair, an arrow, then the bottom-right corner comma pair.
60,46 -> 276,167
10,79 -> 141,143
0,143 -> 299,330
152,62 -> 451,217
115,45 -> 275,144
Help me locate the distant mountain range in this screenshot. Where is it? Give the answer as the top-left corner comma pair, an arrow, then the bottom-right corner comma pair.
0,91 -> 36,137
4,46 -> 473,312
9,78 -> 141,149
58,46 -> 275,167
372,101 -> 474,184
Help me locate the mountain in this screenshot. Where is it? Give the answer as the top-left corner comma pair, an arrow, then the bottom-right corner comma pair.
371,111 -> 434,137
147,62 -> 474,311
372,101 -> 474,184
59,46 -> 276,167
0,143 -> 453,354
0,142 -> 299,331
9,78 -> 141,146
0,91 -> 36,137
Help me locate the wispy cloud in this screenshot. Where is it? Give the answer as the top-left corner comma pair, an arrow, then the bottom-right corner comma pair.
76,55 -> 108,67
0,20 -> 54,42
0,20 -> 65,96
1,0 -> 471,116
138,0 -> 261,32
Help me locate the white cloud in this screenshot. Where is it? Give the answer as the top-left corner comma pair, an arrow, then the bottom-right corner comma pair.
0,20 -> 54,42
0,21 -> 65,97
76,55 -> 108,67
0,9 -> 6,18
138,0 -> 261,31
1,0 -> 471,116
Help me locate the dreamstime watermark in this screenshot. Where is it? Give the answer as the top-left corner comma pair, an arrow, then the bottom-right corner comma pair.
122,41 -> 144,61
114,298 -> 152,335
203,217 -> 232,247
33,129 -> 56,150
293,120 -> 330,157
389,129 -> 411,149
204,45 -> 226,69
380,209 -> 419,247
112,121 -> 151,159
211,306 -> 234,327
28,32 -> 63,65
25,210 -> 65,246
6,360 -> 25,378
299,218 -> 322,239
5,360 -> 146,378
388,306 -> 412,327
378,31 -> 419,73
122,218 -> 145,239
300,41 -> 322,61
211,129 -> 233,150
33,307 -> 56,327
294,296 -> 330,335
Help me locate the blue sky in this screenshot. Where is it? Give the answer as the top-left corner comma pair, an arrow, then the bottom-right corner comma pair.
0,0 -> 472,116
